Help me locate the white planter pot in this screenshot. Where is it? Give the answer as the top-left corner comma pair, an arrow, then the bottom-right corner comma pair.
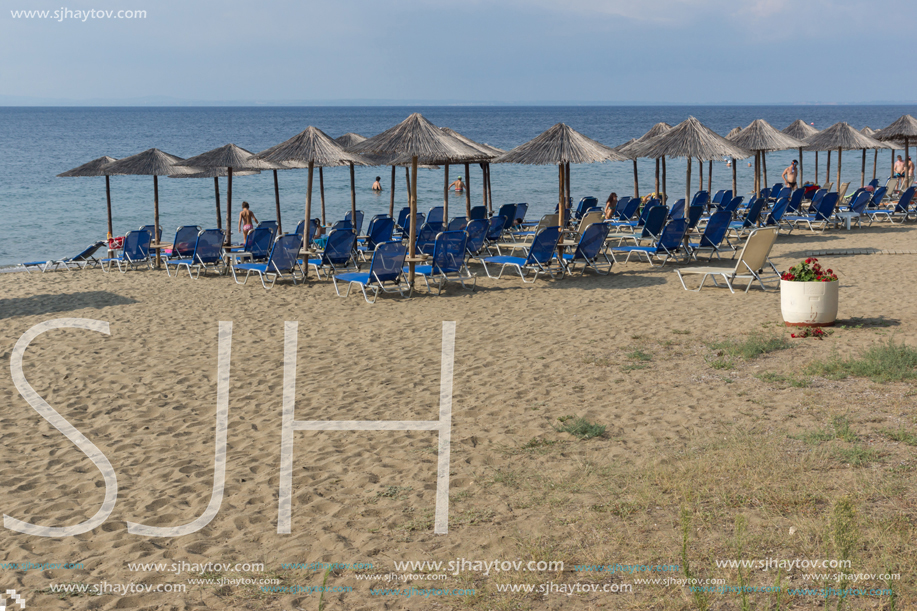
780,279 -> 838,327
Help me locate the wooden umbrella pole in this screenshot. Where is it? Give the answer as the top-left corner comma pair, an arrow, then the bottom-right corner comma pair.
826,151 -> 831,185
304,161 -> 314,276
907,137 -> 911,187
481,163 -> 486,218
655,158 -> 660,196
558,163 -> 565,226
633,159 -> 639,199
861,150 -> 866,188
873,149 -> 878,181
319,166 -> 326,226
226,167 -> 233,245
837,148 -> 842,197
444,163 -> 449,221
685,156 -> 691,247
707,159 -> 712,196
762,152 -> 768,188
349,162 -> 357,231
105,175 -> 113,240
389,165 -> 395,217
464,162 -> 471,217
754,152 -> 759,197
273,169 -> 282,234
214,177 -> 221,230
798,147 -> 803,190
891,148 -> 894,180
409,156 -> 418,286
485,163 -> 492,214
405,167 -> 411,205
815,151 -> 819,185
565,162 -> 571,209
731,158 -> 737,198
662,156 -> 667,203
698,158 -> 703,195
153,174 -> 161,268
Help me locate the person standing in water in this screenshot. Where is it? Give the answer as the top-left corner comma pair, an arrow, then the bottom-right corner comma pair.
448,175 -> 465,192
894,155 -> 906,191
371,176 -> 382,191
238,201 -> 258,239
782,160 -> 798,189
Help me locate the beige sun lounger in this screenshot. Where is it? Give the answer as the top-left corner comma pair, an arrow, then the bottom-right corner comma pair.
675,227 -> 780,293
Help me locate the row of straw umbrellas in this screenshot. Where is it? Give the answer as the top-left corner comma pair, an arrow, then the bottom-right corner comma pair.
60,113 -> 917,283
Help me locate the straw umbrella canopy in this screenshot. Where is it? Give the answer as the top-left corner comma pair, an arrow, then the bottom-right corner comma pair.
103,149 -> 199,266
168,167 -> 260,230
253,127 -> 368,277
782,120 -> 820,188
176,144 -> 283,240
57,155 -> 118,244
729,120 -> 805,197
802,122 -> 888,195
440,127 -> 504,219
494,122 -> 626,230
628,117 -> 751,224
874,115 -> 917,188
349,113 -> 482,285
619,122 -> 673,199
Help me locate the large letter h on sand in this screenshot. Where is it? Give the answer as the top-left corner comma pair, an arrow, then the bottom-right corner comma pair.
278,321 -> 455,535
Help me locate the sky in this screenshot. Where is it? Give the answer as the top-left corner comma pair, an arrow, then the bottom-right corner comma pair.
1,0 -> 916,105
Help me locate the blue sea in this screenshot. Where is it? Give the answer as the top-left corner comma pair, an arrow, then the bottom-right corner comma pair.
0,105 -> 913,267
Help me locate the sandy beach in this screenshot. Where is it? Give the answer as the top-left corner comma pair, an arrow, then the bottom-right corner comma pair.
1,221 -> 915,610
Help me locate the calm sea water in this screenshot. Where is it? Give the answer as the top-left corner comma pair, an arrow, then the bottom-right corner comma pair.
0,105 -> 913,266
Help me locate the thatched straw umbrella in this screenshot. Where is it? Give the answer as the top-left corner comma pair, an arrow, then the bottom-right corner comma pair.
781,120 -> 819,189
729,120 -> 805,197
874,115 -> 917,188
253,127 -> 368,277
349,113 -> 485,285
176,144 -> 284,240
440,127 -> 504,218
57,155 -> 118,247
628,117 -> 750,229
619,122 -> 672,199
168,167 -> 260,229
802,122 -> 887,196
103,149 -> 199,267
494,123 -> 626,231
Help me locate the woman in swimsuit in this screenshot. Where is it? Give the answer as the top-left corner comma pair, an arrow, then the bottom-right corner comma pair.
604,192 -> 618,220
238,201 -> 258,239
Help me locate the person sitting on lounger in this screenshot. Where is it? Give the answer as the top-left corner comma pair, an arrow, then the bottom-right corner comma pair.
238,201 -> 258,239
604,192 -> 618,220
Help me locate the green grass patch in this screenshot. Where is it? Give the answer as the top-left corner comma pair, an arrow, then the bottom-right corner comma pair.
626,348 -> 653,361
709,333 -> 792,360
879,428 -> 917,446
806,338 -> 917,383
795,416 -> 858,445
834,445 -> 880,467
555,415 -> 606,440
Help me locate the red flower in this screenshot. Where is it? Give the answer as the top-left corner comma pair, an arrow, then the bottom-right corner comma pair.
826,269 -> 833,274
791,333 -> 797,338
805,258 -> 813,264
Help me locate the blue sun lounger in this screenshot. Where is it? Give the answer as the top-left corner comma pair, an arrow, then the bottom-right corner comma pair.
481,225 -> 562,283
21,241 -> 107,273
101,230 -> 152,273
332,241 -> 409,303
232,234 -> 304,289
688,211 -> 733,260
409,230 -> 476,294
161,225 -> 202,262
308,228 -> 358,278
164,229 -> 226,278
609,218 -> 688,267
561,221 -> 613,275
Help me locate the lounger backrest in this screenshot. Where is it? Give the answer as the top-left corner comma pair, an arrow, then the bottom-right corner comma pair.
657,218 -> 688,250
686,205 -> 705,231
741,197 -> 765,227
431,231 -> 469,275
332,219 -> 353,231
69,242 -> 105,262
366,216 -> 395,249
611,196 -> 630,218
823,182 -> 833,192
810,189 -> 826,211
447,217 -> 468,231
294,220 -> 306,237
171,225 -> 201,258
344,210 -> 365,234
416,223 -> 439,251
849,191 -> 872,214
139,225 -> 162,241
323,229 -> 357,265
485,216 -> 506,241
636,200 -> 659,225
576,211 -> 605,237
775,187 -> 792,201
395,207 -> 411,229
759,187 -> 771,200
716,190 -> 733,208
259,220 -> 278,232
690,191 -> 709,208
868,178 -> 879,189
368,241 -> 407,283
193,229 -> 226,263
787,188 -> 805,213
870,187 -> 887,207
735,227 -> 778,273
700,211 -> 732,248
574,222 -> 610,260
771,183 -> 783,196
574,196 -> 598,219
497,204 -> 517,231
815,193 -> 839,220
639,205 -> 668,240
515,203 -> 529,223
468,205 -> 488,220
427,206 -> 445,227
308,219 -> 320,246
722,196 -> 743,215
525,226 -> 562,266
268,234 -> 303,273
465,219 -> 488,255
249,227 -> 274,260
837,183 -> 850,201
123,230 -> 151,260
616,197 -> 641,220
669,199 -> 685,220
896,186 -> 916,212
765,198 -> 789,225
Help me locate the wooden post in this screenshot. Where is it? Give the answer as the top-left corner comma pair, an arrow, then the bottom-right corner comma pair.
105,175 -> 113,241
444,163 -> 449,221
762,152 -> 768,188
464,162 -> 471,217
826,151 -> 831,185
837,148 -> 842,197
485,163 -> 493,214
698,158 -> 703,196
225,167 -> 232,245
319,167 -> 326,226
405,166 -> 411,204
906,137 -> 911,188
213,177 -> 221,230
389,165 -> 396,218
153,174 -> 161,267
873,149 -> 878,181
654,158 -> 660,196
305,161 -> 314,262
731,158 -> 737,198
633,159 -> 639,199
408,156 -> 418,286
558,164 -> 565,226
707,160 -> 712,196
662,156 -> 667,203
754,152 -> 760,197
481,162 -> 487,219
815,151 -> 819,185
798,147 -> 803,190
891,148 -> 895,180
565,162 -> 571,210
685,156 -> 692,242
861,149 -> 866,188
349,162 -> 357,231
273,169 -> 282,234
